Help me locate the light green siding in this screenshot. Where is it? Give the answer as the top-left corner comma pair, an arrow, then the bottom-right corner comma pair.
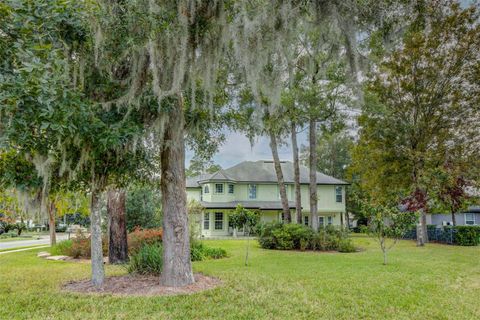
187,181 -> 347,237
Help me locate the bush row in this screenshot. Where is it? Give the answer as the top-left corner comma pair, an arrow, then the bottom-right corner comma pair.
258,223 -> 356,253
449,226 -> 480,246
403,225 -> 480,246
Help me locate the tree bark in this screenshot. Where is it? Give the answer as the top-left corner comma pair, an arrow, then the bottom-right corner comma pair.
309,119 -> 319,231
107,188 -> 128,264
269,129 -> 291,223
451,206 -> 456,226
160,95 -> 195,287
291,121 -> 302,224
47,200 -> 56,246
90,188 -> 105,288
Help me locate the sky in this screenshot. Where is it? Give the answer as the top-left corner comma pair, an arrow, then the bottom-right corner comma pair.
186,129 -> 309,169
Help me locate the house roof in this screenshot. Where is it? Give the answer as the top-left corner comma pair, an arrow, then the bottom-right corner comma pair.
200,200 -> 297,210
186,160 -> 349,187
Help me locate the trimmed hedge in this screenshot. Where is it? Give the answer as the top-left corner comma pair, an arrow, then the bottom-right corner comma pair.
450,226 -> 480,246
258,223 -> 356,252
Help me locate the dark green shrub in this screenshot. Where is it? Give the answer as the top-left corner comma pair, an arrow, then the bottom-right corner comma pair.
204,246 -> 228,259
338,238 -> 356,252
258,222 -> 356,253
50,239 -> 73,256
454,226 -> 480,246
190,240 -> 228,261
127,243 -> 163,275
190,241 -> 207,261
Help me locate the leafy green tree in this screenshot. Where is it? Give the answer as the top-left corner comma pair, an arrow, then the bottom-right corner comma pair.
354,2 -> 480,245
126,186 -> 162,232
186,157 -> 222,178
301,129 -> 354,180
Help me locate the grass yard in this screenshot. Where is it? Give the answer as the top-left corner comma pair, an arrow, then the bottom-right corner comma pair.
0,236 -> 479,319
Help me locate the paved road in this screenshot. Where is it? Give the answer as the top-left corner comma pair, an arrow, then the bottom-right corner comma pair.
0,233 -> 70,250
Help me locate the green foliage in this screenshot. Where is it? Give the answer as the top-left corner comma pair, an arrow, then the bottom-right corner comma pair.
358,199 -> 418,264
50,240 -> 73,256
190,240 -> 228,262
258,223 -> 355,253
186,157 -> 222,178
127,243 -> 163,275
453,226 -> 480,246
229,205 -> 260,232
126,187 -> 162,232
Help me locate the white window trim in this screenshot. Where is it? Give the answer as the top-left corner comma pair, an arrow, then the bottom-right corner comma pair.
335,186 -> 343,203
203,212 -> 210,230
214,183 -> 224,194
465,213 -> 475,225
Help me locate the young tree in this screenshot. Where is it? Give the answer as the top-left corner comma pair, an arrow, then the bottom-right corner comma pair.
359,200 -> 418,265
230,205 -> 260,266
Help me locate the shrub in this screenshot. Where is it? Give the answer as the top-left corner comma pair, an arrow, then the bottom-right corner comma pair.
54,231 -> 108,259
258,222 -> 355,253
127,227 -> 163,254
454,226 -> 480,246
190,241 -> 207,261
338,238 -> 356,253
50,239 -> 73,256
190,240 -> 228,261
127,243 -> 163,275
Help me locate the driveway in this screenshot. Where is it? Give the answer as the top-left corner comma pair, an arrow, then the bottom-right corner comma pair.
0,233 -> 70,250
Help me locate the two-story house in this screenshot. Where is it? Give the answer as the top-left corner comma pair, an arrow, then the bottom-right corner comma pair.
186,160 -> 349,237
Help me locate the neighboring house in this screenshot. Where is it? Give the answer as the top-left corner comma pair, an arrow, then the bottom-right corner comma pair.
186,160 -> 349,237
426,206 -> 480,226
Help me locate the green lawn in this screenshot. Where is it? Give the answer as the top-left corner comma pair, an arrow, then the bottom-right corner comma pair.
0,236 -> 479,319
0,236 -> 37,243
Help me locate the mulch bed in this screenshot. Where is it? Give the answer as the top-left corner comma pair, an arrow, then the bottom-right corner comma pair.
62,273 -> 221,296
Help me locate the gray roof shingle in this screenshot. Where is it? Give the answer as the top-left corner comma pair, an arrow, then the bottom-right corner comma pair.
187,160 -> 348,187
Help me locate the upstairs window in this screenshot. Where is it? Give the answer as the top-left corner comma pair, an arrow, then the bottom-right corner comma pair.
204,185 -> 209,194
215,183 -> 224,194
228,184 -> 234,194
465,213 -> 475,225
203,212 -> 210,230
214,212 -> 224,230
248,184 -> 257,199
335,186 -> 343,203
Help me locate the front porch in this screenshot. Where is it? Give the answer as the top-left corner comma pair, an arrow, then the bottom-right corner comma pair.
191,209 -> 346,238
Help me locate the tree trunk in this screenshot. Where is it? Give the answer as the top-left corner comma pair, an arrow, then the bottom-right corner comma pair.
90,188 -> 105,288
107,188 -> 128,264
309,119 -> 319,231
291,121 -> 302,224
451,206 -> 456,226
269,129 -> 291,223
48,200 -> 56,246
160,95 -> 194,287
